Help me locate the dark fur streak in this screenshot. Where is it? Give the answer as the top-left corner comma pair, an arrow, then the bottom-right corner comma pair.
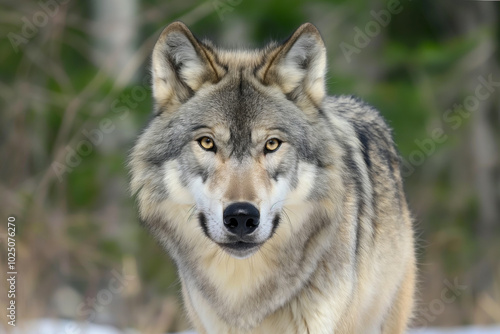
383,149 -> 394,174
344,148 -> 362,193
271,168 -> 282,181
343,147 -> 366,257
285,92 -> 296,102
191,124 -> 211,132
354,215 -> 362,256
202,42 -> 229,72
354,124 -> 372,169
201,169 -> 209,183
146,153 -> 169,166
253,45 -> 275,78
271,214 -> 280,236
298,214 -> 329,268
198,212 -> 209,238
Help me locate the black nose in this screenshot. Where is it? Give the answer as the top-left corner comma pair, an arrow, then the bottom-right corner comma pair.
223,202 -> 260,236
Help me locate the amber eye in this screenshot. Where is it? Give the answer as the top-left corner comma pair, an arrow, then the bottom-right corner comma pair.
265,138 -> 281,153
198,136 -> 215,151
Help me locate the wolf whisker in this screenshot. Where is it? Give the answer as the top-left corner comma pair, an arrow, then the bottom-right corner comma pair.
270,199 -> 287,211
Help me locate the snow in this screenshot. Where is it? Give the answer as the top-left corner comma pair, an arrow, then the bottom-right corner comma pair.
6,319 -> 140,334
408,327 -> 500,334
3,319 -> 499,334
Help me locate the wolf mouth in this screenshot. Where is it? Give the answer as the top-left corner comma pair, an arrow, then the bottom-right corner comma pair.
219,241 -> 262,251
218,241 -> 262,258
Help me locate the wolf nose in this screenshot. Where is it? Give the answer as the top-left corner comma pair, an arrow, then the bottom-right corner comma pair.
223,202 -> 260,236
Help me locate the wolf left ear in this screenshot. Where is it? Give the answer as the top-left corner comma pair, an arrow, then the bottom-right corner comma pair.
151,21 -> 226,111
257,23 -> 327,114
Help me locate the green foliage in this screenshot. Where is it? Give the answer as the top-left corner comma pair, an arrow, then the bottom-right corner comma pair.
1,0 -> 499,330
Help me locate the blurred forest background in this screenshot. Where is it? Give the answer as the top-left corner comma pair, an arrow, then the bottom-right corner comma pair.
0,0 -> 499,332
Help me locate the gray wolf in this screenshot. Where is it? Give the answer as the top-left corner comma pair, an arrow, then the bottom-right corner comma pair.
129,21 -> 416,333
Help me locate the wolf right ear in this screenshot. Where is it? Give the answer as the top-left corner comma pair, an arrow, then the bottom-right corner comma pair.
151,22 -> 226,112
256,23 -> 327,116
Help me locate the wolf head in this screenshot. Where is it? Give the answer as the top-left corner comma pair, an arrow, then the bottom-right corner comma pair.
130,22 -> 334,259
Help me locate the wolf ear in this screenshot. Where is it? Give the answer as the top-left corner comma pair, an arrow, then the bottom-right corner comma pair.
257,23 -> 327,114
151,21 -> 225,111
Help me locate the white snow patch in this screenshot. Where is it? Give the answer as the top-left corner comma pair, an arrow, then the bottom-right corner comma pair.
2,319 -> 499,334
5,319 -> 139,334
408,326 -> 500,334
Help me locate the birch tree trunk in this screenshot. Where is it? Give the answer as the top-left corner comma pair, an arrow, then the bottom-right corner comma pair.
91,0 -> 139,83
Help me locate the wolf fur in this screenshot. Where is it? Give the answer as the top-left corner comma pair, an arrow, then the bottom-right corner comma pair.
129,22 -> 416,333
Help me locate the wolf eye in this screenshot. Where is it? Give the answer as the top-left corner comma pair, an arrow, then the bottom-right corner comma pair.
265,138 -> 281,153
198,136 -> 215,151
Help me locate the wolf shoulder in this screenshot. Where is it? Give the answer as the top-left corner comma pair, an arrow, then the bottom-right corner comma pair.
323,95 -> 393,136
322,94 -> 398,153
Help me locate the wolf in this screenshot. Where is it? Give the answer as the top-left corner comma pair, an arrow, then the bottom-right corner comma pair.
129,21 -> 416,334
